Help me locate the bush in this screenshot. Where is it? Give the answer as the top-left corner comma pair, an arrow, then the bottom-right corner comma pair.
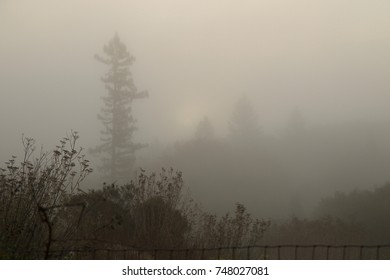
62,168 -> 192,250
315,183 -> 390,244
262,216 -> 365,245
0,132 -> 92,259
124,169 -> 191,249
60,169 -> 271,253
194,203 -> 270,248
0,133 -> 273,259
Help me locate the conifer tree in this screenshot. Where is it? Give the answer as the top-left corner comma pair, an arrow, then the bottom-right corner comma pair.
93,34 -> 148,182
229,95 -> 261,145
195,116 -> 214,140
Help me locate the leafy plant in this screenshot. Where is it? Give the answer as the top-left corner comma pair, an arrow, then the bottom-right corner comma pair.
0,132 -> 92,259
194,203 -> 270,249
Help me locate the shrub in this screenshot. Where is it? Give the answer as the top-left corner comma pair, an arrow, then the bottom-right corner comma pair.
193,203 -> 270,248
0,132 -> 92,259
63,168 -> 192,250
262,216 -> 365,245
315,184 -> 390,244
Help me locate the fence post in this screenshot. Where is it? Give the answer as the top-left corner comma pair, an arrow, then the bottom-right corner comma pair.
294,245 -> 298,260
376,246 -> 380,260
185,249 -> 189,260
311,245 -> 316,260
342,245 -> 346,260
326,246 -> 330,260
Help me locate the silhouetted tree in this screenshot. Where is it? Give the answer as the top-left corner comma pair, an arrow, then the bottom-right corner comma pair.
228,95 -> 261,145
92,34 -> 148,182
194,116 -> 214,140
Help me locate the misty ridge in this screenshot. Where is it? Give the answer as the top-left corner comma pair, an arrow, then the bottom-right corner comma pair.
1,1 -> 390,259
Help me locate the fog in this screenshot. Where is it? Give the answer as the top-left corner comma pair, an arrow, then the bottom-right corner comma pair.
1,0 -> 390,219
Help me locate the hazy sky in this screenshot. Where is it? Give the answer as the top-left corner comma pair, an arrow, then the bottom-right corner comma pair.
1,0 -> 390,153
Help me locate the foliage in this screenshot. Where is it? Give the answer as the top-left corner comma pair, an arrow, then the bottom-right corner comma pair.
315,183 -> 390,243
56,169 -> 271,252
0,131 -> 271,259
263,216 -> 365,245
3,130 -> 389,259
0,132 -> 92,258
64,169 -> 192,250
92,33 -> 148,182
194,203 -> 271,248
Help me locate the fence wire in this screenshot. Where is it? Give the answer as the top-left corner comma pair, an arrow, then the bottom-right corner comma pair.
2,244 -> 390,260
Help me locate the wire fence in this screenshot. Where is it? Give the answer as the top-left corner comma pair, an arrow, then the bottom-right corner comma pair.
3,244 -> 390,260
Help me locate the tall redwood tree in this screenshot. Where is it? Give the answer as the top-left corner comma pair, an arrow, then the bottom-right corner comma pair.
93,34 -> 148,182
